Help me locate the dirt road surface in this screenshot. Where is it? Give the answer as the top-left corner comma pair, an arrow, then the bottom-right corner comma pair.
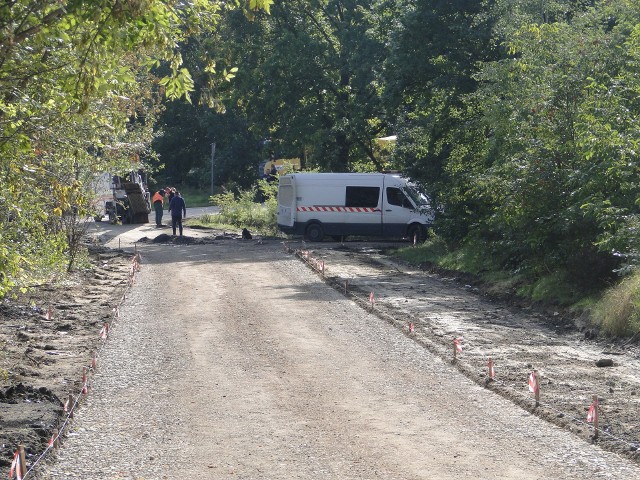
31,224 -> 639,479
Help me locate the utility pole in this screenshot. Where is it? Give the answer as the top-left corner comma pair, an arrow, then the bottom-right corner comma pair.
210,141 -> 216,195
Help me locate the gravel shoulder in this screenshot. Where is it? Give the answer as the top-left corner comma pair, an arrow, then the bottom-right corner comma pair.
301,241 -> 640,459
1,223 -> 639,479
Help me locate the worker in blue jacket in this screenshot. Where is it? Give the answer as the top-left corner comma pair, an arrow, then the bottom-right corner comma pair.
168,191 -> 187,236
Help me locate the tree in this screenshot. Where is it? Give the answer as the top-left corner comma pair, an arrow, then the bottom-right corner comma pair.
220,0 -> 391,172
454,0 -> 640,283
383,0 -> 500,215
0,0 -> 272,296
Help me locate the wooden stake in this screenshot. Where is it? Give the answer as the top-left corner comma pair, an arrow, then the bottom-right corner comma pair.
534,370 -> 540,407
51,429 -> 59,449
18,444 -> 26,476
68,393 -> 74,418
344,279 -> 348,295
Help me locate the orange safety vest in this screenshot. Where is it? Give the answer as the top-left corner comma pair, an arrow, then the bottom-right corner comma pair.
152,192 -> 164,204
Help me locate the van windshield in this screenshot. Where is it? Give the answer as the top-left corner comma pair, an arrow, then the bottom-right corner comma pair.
404,184 -> 429,206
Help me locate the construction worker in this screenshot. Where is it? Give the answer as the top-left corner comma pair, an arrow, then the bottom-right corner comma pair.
168,191 -> 186,236
152,189 -> 165,227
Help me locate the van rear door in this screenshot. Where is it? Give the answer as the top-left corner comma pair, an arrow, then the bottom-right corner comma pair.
277,175 -> 295,228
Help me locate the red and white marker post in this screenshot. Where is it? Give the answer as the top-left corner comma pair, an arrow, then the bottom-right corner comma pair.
81,367 -> 88,395
369,292 -> 375,310
587,395 -> 599,438
488,357 -> 495,380
528,370 -> 540,406
100,323 -> 109,339
453,337 -> 462,361
48,429 -> 59,449
9,445 -> 26,480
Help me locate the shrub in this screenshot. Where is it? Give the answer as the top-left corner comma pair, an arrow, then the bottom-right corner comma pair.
207,180 -> 279,235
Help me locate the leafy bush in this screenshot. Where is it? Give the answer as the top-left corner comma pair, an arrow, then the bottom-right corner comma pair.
207,180 -> 279,235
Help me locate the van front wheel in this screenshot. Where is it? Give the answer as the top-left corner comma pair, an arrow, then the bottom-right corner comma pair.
407,224 -> 426,244
305,223 -> 324,242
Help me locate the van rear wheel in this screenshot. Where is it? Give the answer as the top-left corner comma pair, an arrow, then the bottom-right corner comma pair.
305,223 -> 324,242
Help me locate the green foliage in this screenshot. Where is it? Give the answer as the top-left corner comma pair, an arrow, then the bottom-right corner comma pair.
182,0 -> 392,173
394,235 -> 449,266
207,180 -> 278,234
592,271 -> 640,337
387,0 -> 640,293
4,0 -> 638,331
516,271 -> 582,306
0,0 -> 270,297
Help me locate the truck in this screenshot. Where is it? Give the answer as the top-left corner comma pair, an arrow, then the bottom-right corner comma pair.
103,171 -> 151,224
276,173 -> 435,242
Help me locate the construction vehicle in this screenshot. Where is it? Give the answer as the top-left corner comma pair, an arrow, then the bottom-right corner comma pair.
258,158 -> 302,179
104,171 -> 151,224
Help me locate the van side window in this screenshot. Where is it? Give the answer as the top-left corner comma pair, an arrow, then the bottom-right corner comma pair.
386,187 -> 412,208
345,186 -> 380,208
386,187 -> 403,206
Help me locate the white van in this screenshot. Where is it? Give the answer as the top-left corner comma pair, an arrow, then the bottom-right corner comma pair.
277,173 -> 434,241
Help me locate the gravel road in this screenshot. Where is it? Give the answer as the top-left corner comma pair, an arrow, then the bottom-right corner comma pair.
36,230 -> 640,479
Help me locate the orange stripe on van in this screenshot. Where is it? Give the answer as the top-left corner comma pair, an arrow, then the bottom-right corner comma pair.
297,206 -> 378,213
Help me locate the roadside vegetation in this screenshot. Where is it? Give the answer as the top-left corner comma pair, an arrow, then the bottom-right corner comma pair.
395,237 -> 640,338
592,272 -> 640,338
191,180 -> 279,236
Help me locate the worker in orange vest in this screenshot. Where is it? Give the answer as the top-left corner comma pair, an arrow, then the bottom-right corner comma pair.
152,189 -> 165,226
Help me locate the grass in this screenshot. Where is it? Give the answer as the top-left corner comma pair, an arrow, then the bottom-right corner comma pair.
395,236 -> 500,276
592,271 -> 640,337
186,215 -> 238,233
154,185 -> 213,208
177,186 -> 213,208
